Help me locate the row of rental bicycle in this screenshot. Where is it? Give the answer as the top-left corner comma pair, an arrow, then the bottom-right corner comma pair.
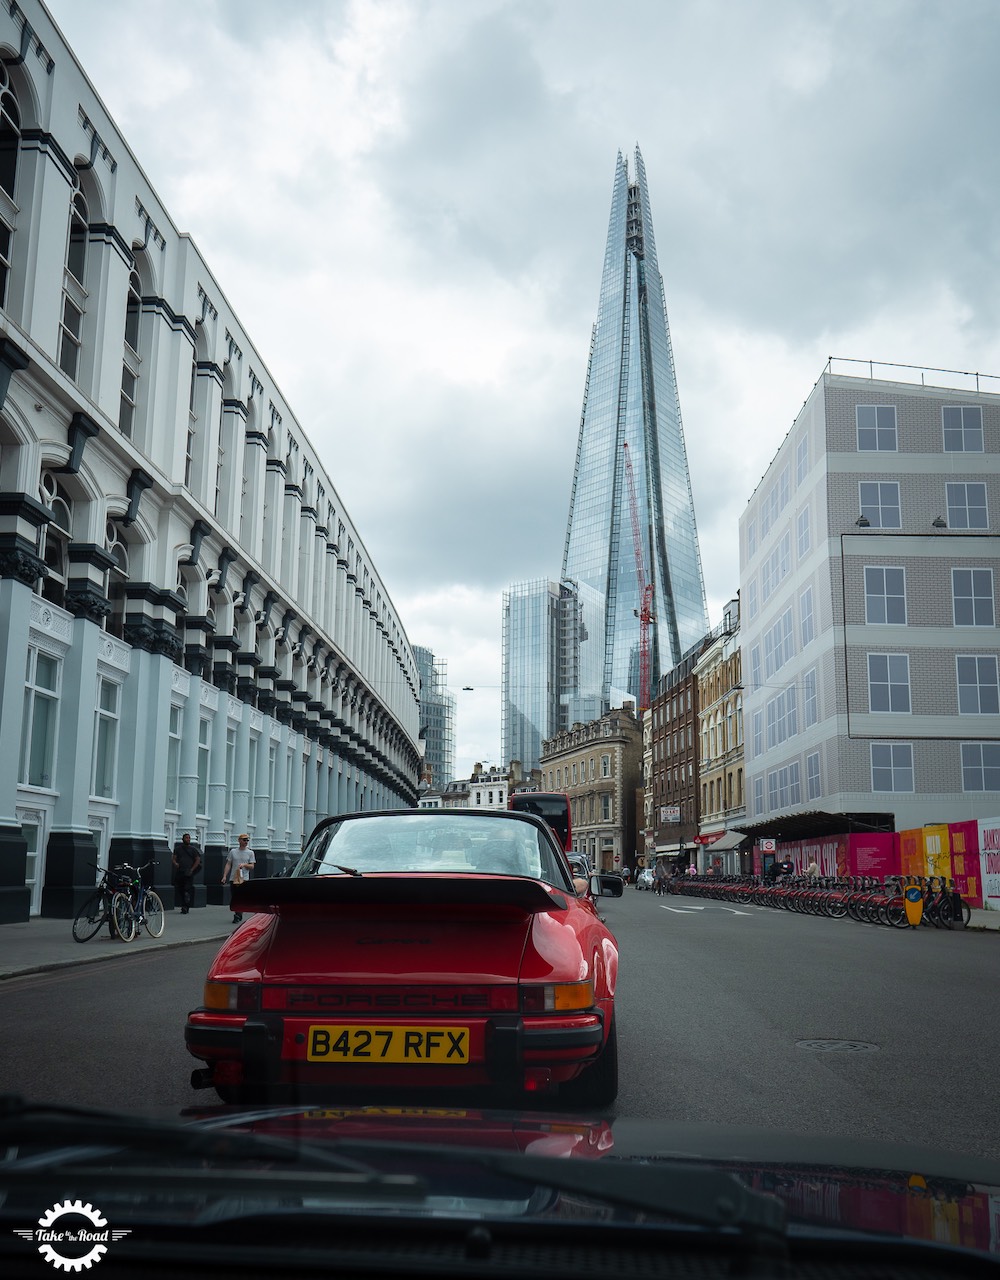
667,873 -> 972,929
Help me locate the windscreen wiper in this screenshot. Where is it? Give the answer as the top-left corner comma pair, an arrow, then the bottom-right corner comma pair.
0,1096 -> 422,1198
326,1140 -> 786,1239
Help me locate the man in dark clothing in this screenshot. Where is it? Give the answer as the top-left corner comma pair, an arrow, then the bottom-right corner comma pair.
172,832 -> 202,914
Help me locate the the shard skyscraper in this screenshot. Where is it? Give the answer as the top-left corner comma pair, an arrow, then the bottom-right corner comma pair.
561,146 -> 708,721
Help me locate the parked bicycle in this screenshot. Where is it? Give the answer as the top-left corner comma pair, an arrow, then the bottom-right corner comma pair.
112,861 -> 165,942
71,862 -> 133,942
668,870 -> 970,930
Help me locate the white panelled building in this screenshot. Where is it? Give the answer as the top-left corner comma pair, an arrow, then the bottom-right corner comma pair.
740,360 -> 1000,835
0,1 -> 420,920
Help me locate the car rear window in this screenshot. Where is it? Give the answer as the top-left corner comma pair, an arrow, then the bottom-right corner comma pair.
293,813 -> 572,890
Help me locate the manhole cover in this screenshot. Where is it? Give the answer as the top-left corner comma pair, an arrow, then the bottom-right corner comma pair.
796,1039 -> 879,1053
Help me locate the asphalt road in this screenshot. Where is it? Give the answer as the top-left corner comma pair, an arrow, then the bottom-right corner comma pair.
1,891 -> 995,1157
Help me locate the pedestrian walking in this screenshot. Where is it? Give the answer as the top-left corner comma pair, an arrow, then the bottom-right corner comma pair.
222,834 -> 255,923
171,832 -> 201,914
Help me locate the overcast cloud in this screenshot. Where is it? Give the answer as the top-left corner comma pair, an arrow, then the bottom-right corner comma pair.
44,0 -> 1000,774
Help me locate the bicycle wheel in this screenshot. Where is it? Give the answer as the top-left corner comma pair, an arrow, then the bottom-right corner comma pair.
112,891 -> 137,941
72,891 -> 107,942
142,890 -> 164,938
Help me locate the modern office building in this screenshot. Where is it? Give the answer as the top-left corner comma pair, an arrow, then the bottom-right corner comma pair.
0,1 -> 420,921
414,645 -> 455,791
561,146 -> 708,719
740,359 -> 1000,836
501,580 -> 561,772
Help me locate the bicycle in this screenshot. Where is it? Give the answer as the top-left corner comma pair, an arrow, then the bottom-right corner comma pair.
113,861 -> 165,942
72,863 -> 134,942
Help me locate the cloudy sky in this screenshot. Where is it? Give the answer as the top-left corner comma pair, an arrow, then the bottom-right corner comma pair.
45,0 -> 1000,775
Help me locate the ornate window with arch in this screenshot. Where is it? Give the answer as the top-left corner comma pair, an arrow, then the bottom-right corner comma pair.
59,189 -> 89,380
0,62 -> 20,310
37,472 -> 72,607
104,521 -> 129,639
119,268 -> 142,438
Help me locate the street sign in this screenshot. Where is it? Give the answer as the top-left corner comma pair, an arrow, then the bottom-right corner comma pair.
760,838 -> 776,853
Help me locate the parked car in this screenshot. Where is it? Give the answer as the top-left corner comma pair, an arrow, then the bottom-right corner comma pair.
186,809 -> 623,1107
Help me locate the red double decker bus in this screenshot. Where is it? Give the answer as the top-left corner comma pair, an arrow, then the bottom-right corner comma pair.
508,791 -> 572,853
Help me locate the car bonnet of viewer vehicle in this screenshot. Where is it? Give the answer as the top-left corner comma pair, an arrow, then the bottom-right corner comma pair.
185,810 -> 622,1106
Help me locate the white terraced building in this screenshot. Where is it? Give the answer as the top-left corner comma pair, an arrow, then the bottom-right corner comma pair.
0,0 -> 420,920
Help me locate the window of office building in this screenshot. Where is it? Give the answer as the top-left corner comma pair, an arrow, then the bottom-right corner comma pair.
800,586 -> 814,647
857,405 -> 897,451
859,480 -> 901,529
864,566 -> 906,625
953,568 -> 995,627
943,406 -> 983,452
796,434 -> 809,484
871,742 -> 913,792
946,482 -> 988,530
806,752 -> 821,801
961,742 -> 1000,792
868,653 -> 911,713
797,506 -> 811,558
956,655 -> 1000,714
803,667 -> 818,728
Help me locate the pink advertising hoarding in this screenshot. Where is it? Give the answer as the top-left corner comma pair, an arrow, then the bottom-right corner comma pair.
978,816 -> 1000,911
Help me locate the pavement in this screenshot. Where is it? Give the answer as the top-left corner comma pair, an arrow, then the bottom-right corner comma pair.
0,899 -> 997,981
0,904 -> 237,980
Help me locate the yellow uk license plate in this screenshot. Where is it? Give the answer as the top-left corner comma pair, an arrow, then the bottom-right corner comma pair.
306,1024 -> 470,1064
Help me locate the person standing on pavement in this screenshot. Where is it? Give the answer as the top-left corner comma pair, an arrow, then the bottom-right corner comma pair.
654,860 -> 668,897
171,832 -> 201,914
223,834 -> 255,924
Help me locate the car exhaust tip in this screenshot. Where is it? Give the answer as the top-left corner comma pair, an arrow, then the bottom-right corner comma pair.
190,1067 -> 214,1090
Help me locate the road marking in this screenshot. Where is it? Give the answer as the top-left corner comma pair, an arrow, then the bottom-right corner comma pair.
660,904 -> 752,916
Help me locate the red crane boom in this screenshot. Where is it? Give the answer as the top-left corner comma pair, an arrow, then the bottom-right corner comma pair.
623,443 -> 653,712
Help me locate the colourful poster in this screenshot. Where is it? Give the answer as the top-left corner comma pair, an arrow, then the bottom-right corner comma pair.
978,817 -> 1000,911
949,820 -> 982,908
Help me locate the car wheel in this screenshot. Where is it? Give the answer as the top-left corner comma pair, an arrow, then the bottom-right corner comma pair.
558,1013 -> 618,1109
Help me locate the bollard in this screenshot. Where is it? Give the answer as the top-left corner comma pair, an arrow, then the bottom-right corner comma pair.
950,888 -> 966,930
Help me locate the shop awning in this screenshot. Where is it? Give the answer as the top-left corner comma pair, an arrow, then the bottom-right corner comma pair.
735,811 -> 895,842
706,829 -> 748,851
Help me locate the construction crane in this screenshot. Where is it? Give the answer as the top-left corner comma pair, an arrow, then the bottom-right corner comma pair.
622,442 -> 654,712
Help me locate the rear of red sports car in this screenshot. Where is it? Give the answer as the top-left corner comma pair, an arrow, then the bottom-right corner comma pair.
185,810 -> 621,1105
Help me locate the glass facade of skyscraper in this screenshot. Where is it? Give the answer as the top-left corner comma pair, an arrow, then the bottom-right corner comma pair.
562,146 -> 708,715
501,580 -> 561,772
414,646 -> 456,791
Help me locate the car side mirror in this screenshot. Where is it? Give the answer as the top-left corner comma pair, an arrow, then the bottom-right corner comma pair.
590,873 -> 624,898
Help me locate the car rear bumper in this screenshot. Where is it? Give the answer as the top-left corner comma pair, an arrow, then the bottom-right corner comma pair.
185,1008 -> 606,1090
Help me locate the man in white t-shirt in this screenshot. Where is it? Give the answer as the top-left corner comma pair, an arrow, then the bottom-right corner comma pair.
222,834 -> 255,923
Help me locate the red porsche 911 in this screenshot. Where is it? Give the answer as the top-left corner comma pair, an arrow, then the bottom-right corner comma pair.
185,809 -> 623,1106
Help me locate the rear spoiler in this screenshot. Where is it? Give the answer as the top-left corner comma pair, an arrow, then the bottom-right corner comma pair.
231,874 -> 568,915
